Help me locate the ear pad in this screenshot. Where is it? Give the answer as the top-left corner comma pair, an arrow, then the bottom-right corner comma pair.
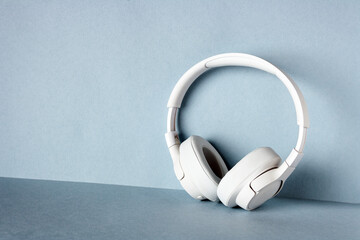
179,136 -> 228,201
217,147 -> 281,207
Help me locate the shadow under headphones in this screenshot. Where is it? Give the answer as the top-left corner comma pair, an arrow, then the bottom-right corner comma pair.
165,53 -> 309,210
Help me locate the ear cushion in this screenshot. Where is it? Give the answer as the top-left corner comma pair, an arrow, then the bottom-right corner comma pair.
217,147 -> 281,207
180,136 -> 228,201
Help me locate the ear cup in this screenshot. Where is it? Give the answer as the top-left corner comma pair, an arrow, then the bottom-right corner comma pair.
217,147 -> 281,207
179,136 -> 228,201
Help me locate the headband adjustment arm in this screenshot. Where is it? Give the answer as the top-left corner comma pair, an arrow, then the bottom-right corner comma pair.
165,131 -> 184,180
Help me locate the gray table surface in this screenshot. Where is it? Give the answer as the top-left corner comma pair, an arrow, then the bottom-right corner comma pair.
0,177 -> 359,240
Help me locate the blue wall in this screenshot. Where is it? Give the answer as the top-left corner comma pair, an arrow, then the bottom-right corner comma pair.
0,0 -> 359,204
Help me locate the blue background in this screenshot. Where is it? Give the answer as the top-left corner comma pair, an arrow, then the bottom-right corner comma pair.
0,0 -> 359,204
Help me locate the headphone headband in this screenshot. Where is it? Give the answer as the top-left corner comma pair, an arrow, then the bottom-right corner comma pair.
167,53 -> 309,128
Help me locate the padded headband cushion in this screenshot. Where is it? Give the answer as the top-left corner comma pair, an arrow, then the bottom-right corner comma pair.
217,147 -> 281,207
180,136 -> 228,201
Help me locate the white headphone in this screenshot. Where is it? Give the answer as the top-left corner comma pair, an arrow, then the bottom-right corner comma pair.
165,53 -> 309,210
